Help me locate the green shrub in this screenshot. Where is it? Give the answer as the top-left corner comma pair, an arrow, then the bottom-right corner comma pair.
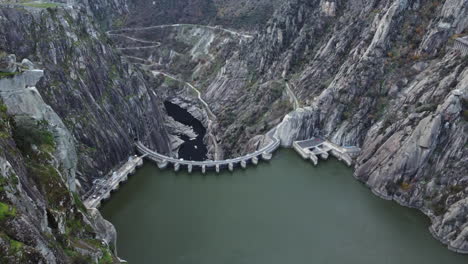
0,202 -> 16,221
98,249 -> 114,264
0,72 -> 18,79
0,103 -> 7,114
463,110 -> 468,121
12,119 -> 55,155
0,102 -> 10,139
72,192 -> 87,214
415,104 -> 437,113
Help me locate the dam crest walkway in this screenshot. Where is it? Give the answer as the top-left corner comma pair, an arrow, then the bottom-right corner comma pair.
136,128 -> 281,173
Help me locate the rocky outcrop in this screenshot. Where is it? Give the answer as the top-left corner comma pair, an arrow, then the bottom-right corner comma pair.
0,54 -> 16,73
0,99 -> 119,262
0,69 -> 78,191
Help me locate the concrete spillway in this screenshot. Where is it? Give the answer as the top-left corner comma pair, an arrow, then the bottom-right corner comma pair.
292,138 -> 359,167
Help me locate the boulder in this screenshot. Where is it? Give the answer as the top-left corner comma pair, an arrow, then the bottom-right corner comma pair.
0,53 -> 17,73
21,58 -> 35,70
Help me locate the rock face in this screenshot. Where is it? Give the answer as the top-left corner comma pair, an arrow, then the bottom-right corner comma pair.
123,0 -> 281,29
0,0 -> 467,261
0,4 -> 171,190
0,70 -> 78,191
0,101 -> 122,262
0,0 -> 171,262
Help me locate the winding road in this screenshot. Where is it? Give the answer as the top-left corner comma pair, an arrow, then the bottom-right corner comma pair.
117,45 -> 161,50
108,33 -> 161,45
285,82 -> 300,110
107,24 -> 254,39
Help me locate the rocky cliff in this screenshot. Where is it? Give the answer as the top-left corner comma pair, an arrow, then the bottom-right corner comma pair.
0,0 -> 467,261
0,0 -> 171,262
123,0 -> 281,29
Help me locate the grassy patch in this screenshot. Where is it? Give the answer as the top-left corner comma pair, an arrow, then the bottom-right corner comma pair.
0,72 -> 18,79
0,202 -> 16,221
0,101 -> 11,139
163,76 -> 181,88
98,248 -> 114,264
0,177 -> 6,192
19,2 -> 60,9
415,104 -> 437,113
0,103 -> 6,115
72,192 -> 87,214
0,233 -> 24,256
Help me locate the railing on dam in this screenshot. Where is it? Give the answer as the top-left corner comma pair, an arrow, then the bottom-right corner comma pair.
136,128 -> 281,172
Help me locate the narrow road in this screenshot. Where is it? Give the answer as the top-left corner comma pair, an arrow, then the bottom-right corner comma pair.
117,45 -> 161,50
122,56 -> 161,67
108,33 -> 161,45
152,71 -> 220,160
285,82 -> 300,110
108,24 -> 254,39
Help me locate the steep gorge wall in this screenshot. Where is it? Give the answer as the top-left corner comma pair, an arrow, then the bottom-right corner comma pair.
123,0 -> 281,29
0,4 -> 171,190
0,0 -> 172,262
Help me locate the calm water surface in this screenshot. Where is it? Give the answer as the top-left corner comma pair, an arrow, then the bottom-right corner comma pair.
101,150 -> 467,264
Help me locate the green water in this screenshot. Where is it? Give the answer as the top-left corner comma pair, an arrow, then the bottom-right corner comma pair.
101,149 -> 467,264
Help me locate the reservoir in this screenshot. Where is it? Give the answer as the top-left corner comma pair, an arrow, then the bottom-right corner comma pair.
101,150 -> 467,264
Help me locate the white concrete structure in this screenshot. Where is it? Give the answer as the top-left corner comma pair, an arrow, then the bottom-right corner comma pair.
137,128 -> 280,173
293,137 -> 360,167
84,155 -> 145,209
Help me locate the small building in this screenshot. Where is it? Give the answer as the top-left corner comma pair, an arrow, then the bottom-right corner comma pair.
454,36 -> 468,56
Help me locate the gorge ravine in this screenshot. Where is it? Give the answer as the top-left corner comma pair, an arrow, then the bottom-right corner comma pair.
0,0 -> 467,262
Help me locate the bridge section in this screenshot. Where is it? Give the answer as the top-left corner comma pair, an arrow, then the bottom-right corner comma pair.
293,137 -> 360,167
136,128 -> 280,173
84,155 -> 145,209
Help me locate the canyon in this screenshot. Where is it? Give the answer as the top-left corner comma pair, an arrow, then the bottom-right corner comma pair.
0,0 -> 467,262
